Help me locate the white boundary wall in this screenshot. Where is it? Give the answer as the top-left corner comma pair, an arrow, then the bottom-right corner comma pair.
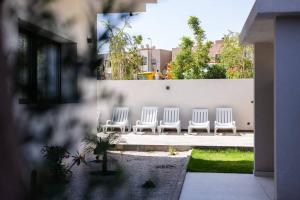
97,79 -> 254,130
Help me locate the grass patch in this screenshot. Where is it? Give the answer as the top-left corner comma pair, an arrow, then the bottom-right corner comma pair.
187,148 -> 253,174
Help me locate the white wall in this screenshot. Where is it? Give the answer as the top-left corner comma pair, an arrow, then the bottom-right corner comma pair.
97,79 -> 254,130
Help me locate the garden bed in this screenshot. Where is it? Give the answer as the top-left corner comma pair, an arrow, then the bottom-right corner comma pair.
65,151 -> 189,200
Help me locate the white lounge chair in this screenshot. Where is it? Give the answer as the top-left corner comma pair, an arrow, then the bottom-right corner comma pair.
214,108 -> 236,135
188,108 -> 210,134
133,107 -> 158,134
158,107 -> 181,134
102,107 -> 130,134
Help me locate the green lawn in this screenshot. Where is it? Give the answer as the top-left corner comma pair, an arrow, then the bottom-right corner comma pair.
187,148 -> 253,174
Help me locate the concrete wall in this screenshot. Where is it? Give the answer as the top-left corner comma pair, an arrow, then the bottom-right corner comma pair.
97,79 -> 254,130
254,43 -> 274,176
275,17 -> 300,200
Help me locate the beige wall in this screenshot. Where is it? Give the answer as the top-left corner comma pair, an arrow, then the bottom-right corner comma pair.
97,79 -> 254,130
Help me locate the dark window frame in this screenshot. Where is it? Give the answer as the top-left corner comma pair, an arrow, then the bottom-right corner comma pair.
17,19 -> 79,105
18,28 -> 62,104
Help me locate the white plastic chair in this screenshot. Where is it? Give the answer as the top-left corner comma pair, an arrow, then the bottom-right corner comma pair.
214,108 -> 236,135
188,108 -> 210,134
158,107 -> 181,134
133,107 -> 158,134
102,107 -> 130,133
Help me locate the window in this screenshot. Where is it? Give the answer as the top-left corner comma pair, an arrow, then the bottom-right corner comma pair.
18,30 -> 61,103
142,56 -> 148,65
18,33 -> 31,99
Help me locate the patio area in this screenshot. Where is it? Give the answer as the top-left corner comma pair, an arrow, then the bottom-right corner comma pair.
180,173 -> 274,200
114,132 -> 254,151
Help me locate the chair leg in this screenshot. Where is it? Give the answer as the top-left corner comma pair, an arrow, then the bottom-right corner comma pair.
177,128 -> 180,134
207,127 -> 210,134
233,127 -> 237,135
188,127 -> 191,134
152,127 -> 155,134
214,128 -> 217,135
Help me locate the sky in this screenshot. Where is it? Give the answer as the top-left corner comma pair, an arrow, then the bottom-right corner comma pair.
97,0 -> 255,54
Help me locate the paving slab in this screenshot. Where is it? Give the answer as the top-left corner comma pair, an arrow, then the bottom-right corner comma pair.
180,173 -> 274,200
118,132 -> 254,148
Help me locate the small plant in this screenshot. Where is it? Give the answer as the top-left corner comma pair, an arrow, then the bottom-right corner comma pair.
83,132 -> 119,174
41,146 -> 70,182
142,179 -> 156,189
168,146 -> 178,156
67,152 -> 86,171
41,146 -> 86,182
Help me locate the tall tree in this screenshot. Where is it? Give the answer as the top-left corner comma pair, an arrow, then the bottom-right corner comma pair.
219,31 -> 254,79
105,20 -> 142,80
172,16 -> 212,79
172,36 -> 194,79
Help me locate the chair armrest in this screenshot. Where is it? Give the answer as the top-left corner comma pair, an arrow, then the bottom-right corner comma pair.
106,120 -> 112,125
160,120 -> 163,125
233,121 -> 236,126
189,120 -> 192,126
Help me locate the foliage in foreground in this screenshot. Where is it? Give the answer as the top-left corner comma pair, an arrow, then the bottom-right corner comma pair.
187,148 -> 253,173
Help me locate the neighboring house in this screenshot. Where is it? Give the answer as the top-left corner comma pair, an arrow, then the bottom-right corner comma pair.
98,53 -> 112,80
139,47 -> 172,73
172,47 -> 181,61
208,40 -> 223,64
98,47 -> 171,80
172,40 -> 223,64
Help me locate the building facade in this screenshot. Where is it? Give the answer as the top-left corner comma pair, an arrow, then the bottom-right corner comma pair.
139,47 -> 172,73
172,40 -> 223,64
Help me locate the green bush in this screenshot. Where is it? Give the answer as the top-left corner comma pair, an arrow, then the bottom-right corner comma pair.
204,64 -> 226,79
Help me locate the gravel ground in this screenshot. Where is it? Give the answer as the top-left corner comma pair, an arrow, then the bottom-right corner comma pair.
66,151 -> 190,200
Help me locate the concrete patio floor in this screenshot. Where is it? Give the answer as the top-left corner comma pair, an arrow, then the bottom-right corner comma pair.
180,173 -> 274,200
117,132 -> 253,148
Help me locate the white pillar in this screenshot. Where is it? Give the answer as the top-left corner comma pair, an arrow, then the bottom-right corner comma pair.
254,43 -> 274,176
275,17 -> 300,200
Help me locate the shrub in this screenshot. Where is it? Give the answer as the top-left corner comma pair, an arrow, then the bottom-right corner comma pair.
204,64 -> 226,79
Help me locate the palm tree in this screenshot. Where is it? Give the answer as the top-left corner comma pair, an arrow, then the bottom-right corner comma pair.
83,133 -> 119,173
